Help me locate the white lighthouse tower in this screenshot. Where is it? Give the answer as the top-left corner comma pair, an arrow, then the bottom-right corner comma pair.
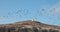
32,18 -> 36,21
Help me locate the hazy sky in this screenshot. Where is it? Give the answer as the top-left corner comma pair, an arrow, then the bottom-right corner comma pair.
0,0 -> 60,26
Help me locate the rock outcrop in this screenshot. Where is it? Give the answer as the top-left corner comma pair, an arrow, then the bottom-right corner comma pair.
0,20 -> 60,32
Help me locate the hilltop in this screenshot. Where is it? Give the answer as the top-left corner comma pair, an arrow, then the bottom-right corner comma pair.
0,20 -> 60,32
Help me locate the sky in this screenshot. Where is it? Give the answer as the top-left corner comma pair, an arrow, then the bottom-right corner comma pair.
0,0 -> 60,26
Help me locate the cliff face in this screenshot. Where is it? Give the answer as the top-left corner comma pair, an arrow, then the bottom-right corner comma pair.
0,20 -> 60,32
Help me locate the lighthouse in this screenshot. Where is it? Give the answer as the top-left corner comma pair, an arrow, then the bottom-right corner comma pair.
32,18 -> 36,22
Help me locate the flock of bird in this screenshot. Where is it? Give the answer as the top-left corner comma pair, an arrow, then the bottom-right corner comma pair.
0,8 -> 60,21
0,9 -> 43,20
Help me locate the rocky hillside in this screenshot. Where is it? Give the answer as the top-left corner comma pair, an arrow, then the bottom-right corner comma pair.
0,20 -> 60,32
